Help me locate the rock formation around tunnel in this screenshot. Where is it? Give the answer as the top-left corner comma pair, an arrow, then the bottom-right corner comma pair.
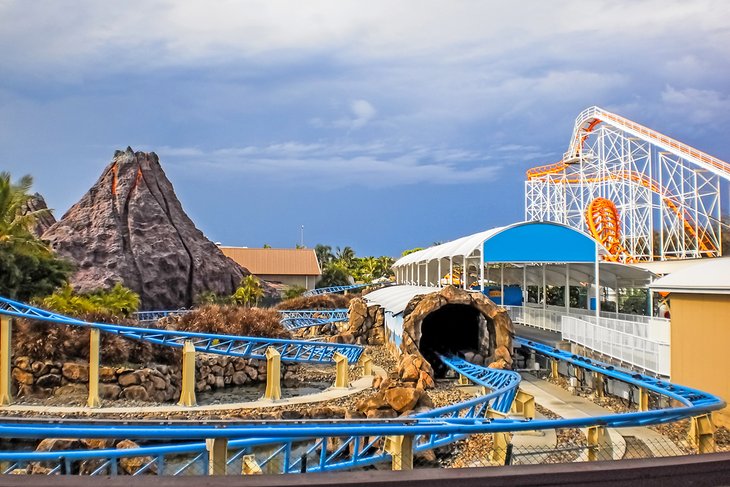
42,147 -> 251,310
400,286 -> 514,376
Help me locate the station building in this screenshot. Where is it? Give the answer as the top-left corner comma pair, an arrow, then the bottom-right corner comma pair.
651,258 -> 730,427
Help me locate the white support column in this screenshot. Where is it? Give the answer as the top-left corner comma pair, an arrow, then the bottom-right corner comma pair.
480,252 -> 485,292
594,244 -> 601,319
522,265 -> 527,305
542,264 -> 547,310
462,257 -> 467,289
449,257 -> 454,285
438,259 -> 442,287
500,264 -> 504,305
565,263 -> 570,314
417,262 -> 421,285
425,261 -> 429,286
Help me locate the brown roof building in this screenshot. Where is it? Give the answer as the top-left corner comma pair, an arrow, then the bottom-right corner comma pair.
219,247 -> 322,290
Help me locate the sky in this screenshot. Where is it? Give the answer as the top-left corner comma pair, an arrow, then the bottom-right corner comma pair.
1,1 -> 729,257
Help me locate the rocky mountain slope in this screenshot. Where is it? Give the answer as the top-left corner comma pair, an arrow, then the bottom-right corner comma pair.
43,147 -> 250,310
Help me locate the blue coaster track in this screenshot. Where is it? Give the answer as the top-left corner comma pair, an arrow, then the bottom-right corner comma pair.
0,297 -> 363,364
278,309 -> 350,330
0,299 -> 723,475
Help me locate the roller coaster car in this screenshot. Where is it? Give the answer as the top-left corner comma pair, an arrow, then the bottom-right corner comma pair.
440,273 -> 461,286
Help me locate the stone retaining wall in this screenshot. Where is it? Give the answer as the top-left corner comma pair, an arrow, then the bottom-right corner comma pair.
11,355 -> 298,402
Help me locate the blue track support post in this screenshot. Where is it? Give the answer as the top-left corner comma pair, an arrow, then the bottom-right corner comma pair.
0,316 -> 10,405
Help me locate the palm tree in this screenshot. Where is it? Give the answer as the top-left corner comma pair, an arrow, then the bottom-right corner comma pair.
233,275 -> 264,307
335,246 -> 355,267
0,172 -> 49,251
314,244 -> 334,268
375,256 -> 395,278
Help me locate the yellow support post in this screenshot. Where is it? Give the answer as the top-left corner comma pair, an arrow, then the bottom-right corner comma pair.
587,425 -> 612,461
457,374 -> 470,386
361,355 -> 373,376
550,359 -> 559,379
689,414 -> 716,454
593,372 -> 605,398
241,454 -> 262,475
264,347 -> 281,400
177,340 -> 197,407
385,435 -> 413,471
333,352 -> 349,388
490,432 -> 509,465
0,316 -> 11,406
87,327 -> 101,408
206,438 -> 228,475
638,387 -> 649,412
511,389 -> 535,419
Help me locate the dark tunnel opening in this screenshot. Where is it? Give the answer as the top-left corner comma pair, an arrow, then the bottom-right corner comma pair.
419,304 -> 481,377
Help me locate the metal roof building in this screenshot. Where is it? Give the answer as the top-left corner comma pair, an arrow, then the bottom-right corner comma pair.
219,247 -> 322,290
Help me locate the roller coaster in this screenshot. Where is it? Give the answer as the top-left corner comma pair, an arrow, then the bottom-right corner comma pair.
0,298 -> 723,476
526,106 -> 730,262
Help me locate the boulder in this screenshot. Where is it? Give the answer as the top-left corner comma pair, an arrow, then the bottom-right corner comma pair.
355,391 -> 389,413
42,147 -> 260,310
116,440 -> 157,475
35,438 -> 84,452
120,385 -> 149,401
99,383 -> 122,400
384,387 -> 423,413
100,366 -> 117,382
53,383 -> 87,397
118,372 -> 141,387
12,368 -> 34,385
62,363 -> 89,382
35,374 -> 62,388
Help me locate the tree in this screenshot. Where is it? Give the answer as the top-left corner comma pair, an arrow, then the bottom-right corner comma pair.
0,172 -> 48,251
263,243 -> 272,249
314,244 -> 334,268
233,275 -> 264,307
0,172 -> 71,301
335,246 -> 355,267
317,264 -> 351,288
401,247 -> 423,257
283,285 -> 306,300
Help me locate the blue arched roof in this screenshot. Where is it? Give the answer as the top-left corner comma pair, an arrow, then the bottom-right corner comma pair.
484,221 -> 598,263
393,221 -> 603,267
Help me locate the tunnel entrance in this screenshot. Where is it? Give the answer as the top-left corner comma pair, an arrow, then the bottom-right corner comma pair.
419,304 -> 482,377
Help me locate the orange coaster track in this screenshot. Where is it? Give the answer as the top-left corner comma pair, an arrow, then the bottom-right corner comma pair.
585,197 -> 634,263
525,107 -> 725,259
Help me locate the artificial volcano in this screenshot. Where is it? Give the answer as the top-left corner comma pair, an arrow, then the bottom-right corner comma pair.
43,147 -> 249,310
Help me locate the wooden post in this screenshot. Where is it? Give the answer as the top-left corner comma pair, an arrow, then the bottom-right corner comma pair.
241,454 -> 262,475
593,372 -> 605,398
206,438 -> 228,475
385,435 -> 413,471
0,316 -> 11,406
587,425 -> 612,461
264,347 -> 281,400
178,340 -> 196,407
689,414 -> 716,454
361,355 -> 373,376
333,352 -> 349,388
638,387 -> 649,411
550,359 -> 559,379
87,327 -> 101,408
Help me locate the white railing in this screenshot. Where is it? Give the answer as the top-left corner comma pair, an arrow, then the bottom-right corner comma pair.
561,316 -> 670,377
504,305 -> 563,333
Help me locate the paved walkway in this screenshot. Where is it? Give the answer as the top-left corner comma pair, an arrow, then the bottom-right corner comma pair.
1,365 -> 386,416
519,374 -> 677,459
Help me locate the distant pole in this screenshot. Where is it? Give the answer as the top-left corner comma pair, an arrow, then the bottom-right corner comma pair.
300,225 -> 304,248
